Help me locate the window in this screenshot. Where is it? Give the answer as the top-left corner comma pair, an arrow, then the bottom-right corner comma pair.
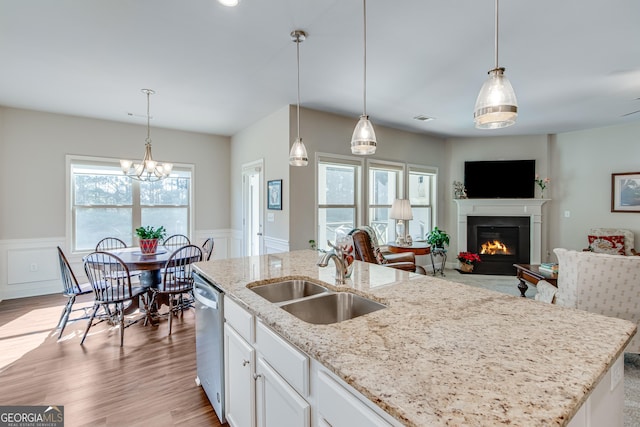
367,162 -> 404,244
407,166 -> 437,240
317,157 -> 361,251
69,157 -> 192,252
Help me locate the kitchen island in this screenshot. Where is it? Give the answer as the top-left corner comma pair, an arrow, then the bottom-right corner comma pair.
193,250 -> 636,426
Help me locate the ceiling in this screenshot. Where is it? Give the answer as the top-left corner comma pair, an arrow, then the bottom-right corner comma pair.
1,0 -> 639,139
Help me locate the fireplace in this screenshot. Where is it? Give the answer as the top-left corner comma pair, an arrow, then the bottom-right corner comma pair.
454,198 -> 548,275
467,216 -> 530,275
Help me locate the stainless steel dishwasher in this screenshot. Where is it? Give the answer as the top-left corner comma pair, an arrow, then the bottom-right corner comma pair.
193,272 -> 225,423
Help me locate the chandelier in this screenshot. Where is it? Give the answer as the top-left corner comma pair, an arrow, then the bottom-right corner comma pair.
120,89 -> 173,182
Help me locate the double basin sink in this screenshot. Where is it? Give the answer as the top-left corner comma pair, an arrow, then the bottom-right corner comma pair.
248,279 -> 385,325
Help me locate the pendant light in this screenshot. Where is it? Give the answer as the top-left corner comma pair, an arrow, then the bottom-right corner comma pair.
473,0 -> 518,129
351,0 -> 377,155
120,89 -> 173,181
289,30 -> 309,167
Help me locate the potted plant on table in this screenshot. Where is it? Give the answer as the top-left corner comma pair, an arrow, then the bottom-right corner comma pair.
457,252 -> 481,273
135,225 -> 167,254
426,226 -> 450,249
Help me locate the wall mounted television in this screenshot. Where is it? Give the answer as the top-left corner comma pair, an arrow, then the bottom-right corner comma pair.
464,160 -> 536,199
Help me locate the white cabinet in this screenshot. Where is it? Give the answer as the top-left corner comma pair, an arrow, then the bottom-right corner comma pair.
256,357 -> 310,427
224,323 -> 255,427
223,295 -> 397,427
316,367 -> 393,427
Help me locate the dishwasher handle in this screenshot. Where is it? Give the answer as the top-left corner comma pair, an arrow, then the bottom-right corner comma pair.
194,286 -> 219,310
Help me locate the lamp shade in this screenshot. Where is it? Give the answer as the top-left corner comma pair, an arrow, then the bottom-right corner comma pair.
389,199 -> 413,221
289,137 -> 308,166
351,116 -> 377,155
474,68 -> 518,129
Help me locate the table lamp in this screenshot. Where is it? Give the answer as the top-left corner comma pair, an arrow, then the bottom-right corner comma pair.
390,199 -> 413,246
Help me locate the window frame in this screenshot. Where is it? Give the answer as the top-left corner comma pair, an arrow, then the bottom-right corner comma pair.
66,155 -> 195,254
315,153 -> 364,251
366,159 -> 405,244
406,164 -> 438,241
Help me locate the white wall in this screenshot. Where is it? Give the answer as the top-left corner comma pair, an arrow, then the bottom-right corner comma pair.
230,105 -> 291,251
548,121 -> 640,256
0,107 -> 231,299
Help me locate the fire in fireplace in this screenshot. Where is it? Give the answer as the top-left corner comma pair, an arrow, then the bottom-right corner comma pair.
467,216 -> 530,275
480,240 -> 512,255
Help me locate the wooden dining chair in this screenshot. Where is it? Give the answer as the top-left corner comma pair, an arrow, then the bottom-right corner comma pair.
82,251 -> 149,347
163,234 -> 191,250
149,244 -> 202,335
56,246 -> 93,339
95,237 -> 127,251
202,237 -> 215,261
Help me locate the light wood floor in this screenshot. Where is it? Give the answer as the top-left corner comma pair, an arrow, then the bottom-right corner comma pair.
0,293 -> 225,427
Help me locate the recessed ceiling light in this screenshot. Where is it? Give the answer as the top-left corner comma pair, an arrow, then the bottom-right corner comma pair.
218,0 -> 239,6
413,115 -> 435,122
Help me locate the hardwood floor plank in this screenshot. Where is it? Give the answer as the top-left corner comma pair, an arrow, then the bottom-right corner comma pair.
0,294 -> 225,426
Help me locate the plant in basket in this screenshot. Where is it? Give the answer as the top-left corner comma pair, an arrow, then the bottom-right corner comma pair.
135,225 -> 167,254
457,252 -> 481,273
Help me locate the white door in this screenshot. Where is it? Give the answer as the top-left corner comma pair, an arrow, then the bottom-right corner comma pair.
242,160 -> 264,256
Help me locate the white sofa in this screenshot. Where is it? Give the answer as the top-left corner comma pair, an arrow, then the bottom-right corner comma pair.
554,248 -> 640,353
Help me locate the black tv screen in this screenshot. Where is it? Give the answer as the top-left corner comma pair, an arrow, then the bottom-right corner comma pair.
464,160 -> 535,198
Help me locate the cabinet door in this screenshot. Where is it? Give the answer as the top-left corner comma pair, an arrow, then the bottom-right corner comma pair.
225,323 -> 256,427
256,357 -> 310,427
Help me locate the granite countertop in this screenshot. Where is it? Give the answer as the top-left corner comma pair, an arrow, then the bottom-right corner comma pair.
193,250 -> 636,427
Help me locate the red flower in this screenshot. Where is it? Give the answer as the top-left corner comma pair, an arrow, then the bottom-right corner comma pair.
457,252 -> 481,264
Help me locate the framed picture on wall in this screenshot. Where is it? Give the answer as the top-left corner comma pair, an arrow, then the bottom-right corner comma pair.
268,179 -> 282,210
611,172 -> 640,212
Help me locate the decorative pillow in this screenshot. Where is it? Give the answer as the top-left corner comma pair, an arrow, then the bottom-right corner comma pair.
374,247 -> 388,264
588,235 -> 625,255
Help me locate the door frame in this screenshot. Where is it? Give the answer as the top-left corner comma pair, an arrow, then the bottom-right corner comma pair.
242,159 -> 265,256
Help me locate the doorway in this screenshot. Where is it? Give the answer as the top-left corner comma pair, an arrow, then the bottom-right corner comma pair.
242,160 -> 264,256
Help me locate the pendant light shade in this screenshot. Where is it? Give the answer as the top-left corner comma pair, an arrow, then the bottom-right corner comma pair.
474,68 -> 518,129
351,115 -> 377,155
474,0 -> 518,129
289,30 -> 309,167
351,0 -> 377,155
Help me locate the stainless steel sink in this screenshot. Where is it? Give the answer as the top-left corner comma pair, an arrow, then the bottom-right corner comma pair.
280,292 -> 386,324
249,280 -> 328,303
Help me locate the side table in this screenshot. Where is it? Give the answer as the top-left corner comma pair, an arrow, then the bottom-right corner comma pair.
430,247 -> 447,277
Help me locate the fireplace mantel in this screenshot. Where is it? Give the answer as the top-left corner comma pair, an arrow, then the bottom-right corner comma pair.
454,198 -> 549,264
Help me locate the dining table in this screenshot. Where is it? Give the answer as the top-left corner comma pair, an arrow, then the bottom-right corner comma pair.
106,246 -> 176,288
92,246 -> 201,322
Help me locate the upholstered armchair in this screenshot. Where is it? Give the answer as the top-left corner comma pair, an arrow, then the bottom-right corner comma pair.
350,225 -> 415,264
554,248 -> 640,353
351,230 -> 426,274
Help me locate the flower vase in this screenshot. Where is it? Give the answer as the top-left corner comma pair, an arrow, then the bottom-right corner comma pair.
139,238 -> 159,254
458,262 -> 474,273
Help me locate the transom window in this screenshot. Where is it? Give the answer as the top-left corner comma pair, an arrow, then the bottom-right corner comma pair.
69,157 -> 192,252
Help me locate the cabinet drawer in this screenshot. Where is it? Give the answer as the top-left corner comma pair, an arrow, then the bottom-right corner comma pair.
255,320 -> 309,397
317,369 -> 391,427
224,295 -> 254,343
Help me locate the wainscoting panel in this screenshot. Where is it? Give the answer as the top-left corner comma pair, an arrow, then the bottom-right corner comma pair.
0,229 -> 237,301
264,236 -> 290,254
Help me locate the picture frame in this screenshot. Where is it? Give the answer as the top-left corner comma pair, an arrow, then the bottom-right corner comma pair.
267,179 -> 282,210
611,172 -> 640,212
